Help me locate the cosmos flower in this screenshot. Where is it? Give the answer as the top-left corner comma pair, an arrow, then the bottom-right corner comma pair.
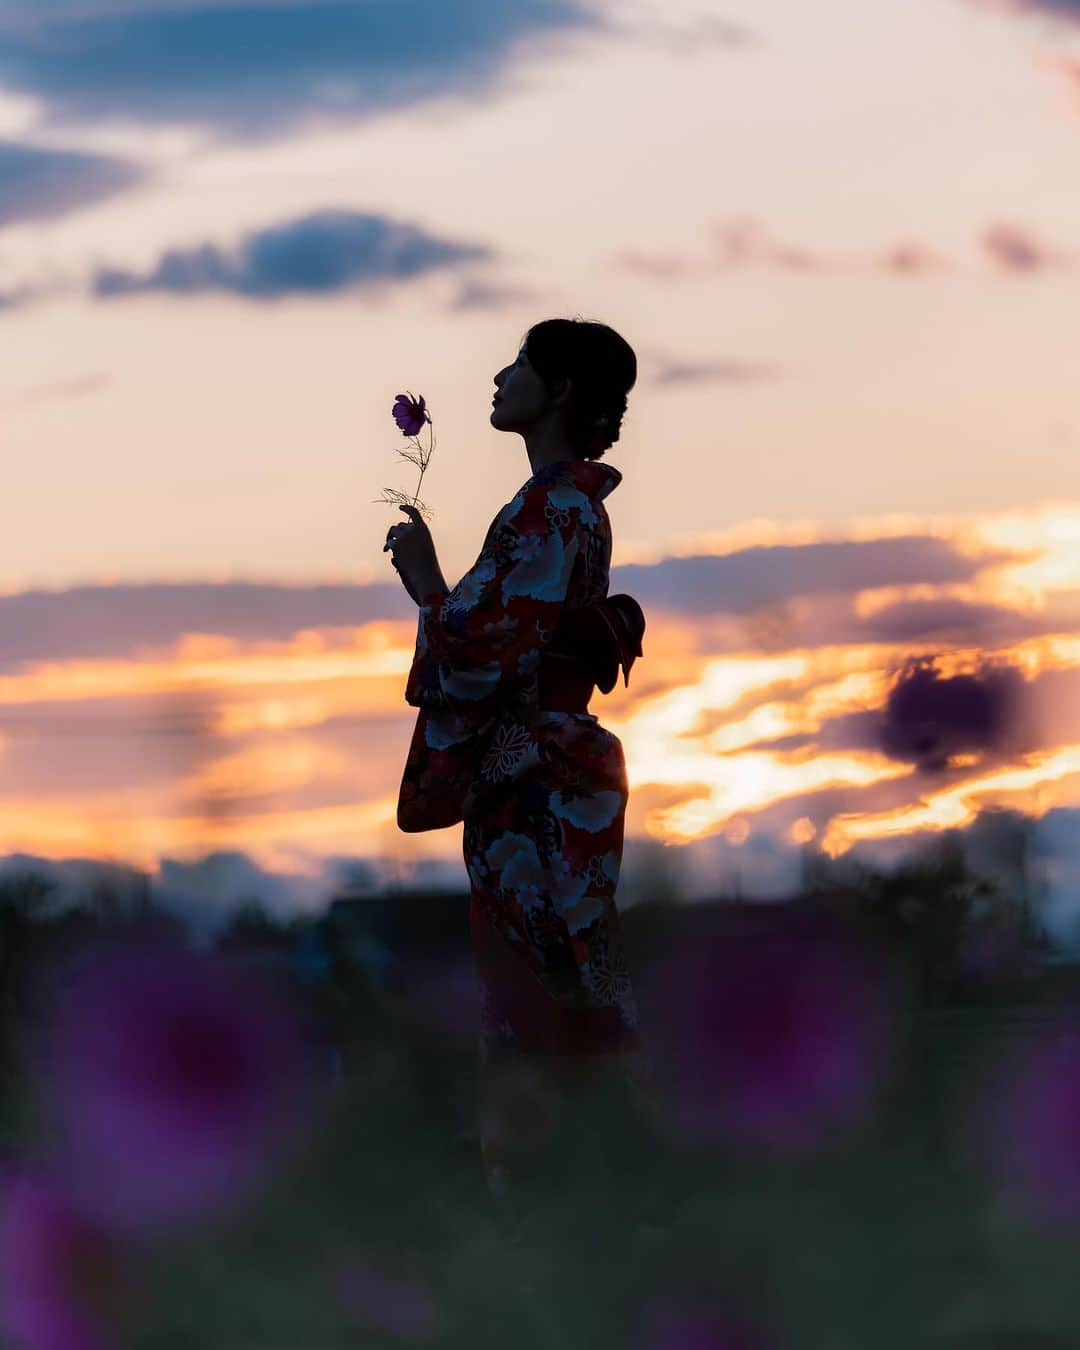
991,1018 -> 1080,1225
646,912 -> 888,1152
391,392 -> 431,437
32,940 -> 323,1233
378,391 -> 436,519
0,1167 -> 121,1350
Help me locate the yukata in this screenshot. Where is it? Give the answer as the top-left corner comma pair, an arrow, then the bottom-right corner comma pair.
401,457 -> 640,1061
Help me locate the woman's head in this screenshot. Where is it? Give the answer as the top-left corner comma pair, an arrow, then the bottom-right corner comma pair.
490,317 -> 636,460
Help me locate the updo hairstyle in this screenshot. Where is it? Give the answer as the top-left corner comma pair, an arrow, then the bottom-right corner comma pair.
522,317 -> 637,460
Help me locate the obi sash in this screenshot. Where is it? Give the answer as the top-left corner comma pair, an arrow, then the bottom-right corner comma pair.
396,593 -> 645,834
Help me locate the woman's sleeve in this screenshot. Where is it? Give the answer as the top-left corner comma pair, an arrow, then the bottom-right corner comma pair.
404,481 -> 582,736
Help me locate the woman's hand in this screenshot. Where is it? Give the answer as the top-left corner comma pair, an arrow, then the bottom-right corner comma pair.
384,504 -> 446,604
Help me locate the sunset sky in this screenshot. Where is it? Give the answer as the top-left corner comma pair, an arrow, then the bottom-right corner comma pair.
2,0 -> 1080,936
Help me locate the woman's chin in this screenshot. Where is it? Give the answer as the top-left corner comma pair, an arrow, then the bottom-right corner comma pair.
490,406 -> 519,432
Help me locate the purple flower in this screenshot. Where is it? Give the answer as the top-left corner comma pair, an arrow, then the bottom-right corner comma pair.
392,392 -> 431,438
33,940 -> 322,1232
0,1167 -> 121,1350
640,1297 -> 770,1350
646,915 -> 887,1151
380,391 -> 436,516
992,1019 -> 1080,1224
336,1259 -> 443,1342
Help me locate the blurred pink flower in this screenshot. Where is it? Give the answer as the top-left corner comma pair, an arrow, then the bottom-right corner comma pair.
993,1018 -> 1080,1224
336,1259 -> 443,1342
640,1296 -> 770,1350
0,1167 -> 121,1350
34,941 -> 322,1232
646,914 -> 887,1151
392,392 -> 431,438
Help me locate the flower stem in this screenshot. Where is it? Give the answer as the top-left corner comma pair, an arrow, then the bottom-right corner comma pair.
411,424 -> 435,511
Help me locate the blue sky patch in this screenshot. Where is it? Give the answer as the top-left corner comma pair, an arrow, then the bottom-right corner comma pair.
0,0 -> 604,137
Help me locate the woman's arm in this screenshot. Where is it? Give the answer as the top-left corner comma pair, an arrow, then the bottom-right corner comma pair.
402,571 -> 449,609
405,481 -> 582,734
384,505 -> 450,607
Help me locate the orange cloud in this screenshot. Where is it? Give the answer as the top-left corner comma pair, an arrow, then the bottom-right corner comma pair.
822,745 -> 1080,856
0,624 -> 414,706
0,501 -> 1076,877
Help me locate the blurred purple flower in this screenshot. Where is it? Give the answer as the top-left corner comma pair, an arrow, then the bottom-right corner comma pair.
336,1259 -> 443,1342
392,391 -> 431,438
646,917 -> 887,1151
403,952 -> 485,1041
640,1296 -> 770,1350
0,1167 -> 121,1350
993,1019 -> 1080,1224
33,941 -> 322,1232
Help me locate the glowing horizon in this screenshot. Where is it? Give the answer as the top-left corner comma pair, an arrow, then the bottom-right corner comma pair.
1,0 -> 1079,904
0,499 -> 1075,891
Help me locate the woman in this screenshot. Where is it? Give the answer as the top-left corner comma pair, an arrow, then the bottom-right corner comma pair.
384,318 -> 647,1194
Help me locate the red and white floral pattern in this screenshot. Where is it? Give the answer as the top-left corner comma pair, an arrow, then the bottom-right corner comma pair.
401,458 -> 639,1051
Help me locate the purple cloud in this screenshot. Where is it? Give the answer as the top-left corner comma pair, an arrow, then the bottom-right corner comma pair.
878,655 -> 1028,771
613,535 -> 995,617
0,533 -> 999,670
975,0 -> 1080,21
4,373 -> 110,406
651,358 -> 782,386
0,580 -> 409,668
711,218 -> 824,272
94,209 -> 492,301
981,221 -> 1067,272
0,0 -> 606,140
881,242 -> 950,275
858,596 -> 1042,646
0,139 -> 144,227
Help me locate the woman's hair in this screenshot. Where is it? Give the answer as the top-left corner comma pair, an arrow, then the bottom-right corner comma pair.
522,317 -> 637,460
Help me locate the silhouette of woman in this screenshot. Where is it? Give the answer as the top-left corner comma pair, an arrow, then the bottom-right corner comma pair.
385,318 -> 647,1193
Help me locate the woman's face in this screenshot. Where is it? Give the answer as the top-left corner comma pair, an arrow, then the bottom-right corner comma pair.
490,346 -> 568,432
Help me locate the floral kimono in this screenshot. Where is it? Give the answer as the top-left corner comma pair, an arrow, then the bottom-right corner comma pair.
399,457 -> 639,1057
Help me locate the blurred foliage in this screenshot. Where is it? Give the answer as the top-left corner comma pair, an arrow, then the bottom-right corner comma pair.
0,835 -> 1077,1349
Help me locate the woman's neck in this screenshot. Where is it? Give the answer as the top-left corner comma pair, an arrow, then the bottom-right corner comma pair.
526,438 -> 579,475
